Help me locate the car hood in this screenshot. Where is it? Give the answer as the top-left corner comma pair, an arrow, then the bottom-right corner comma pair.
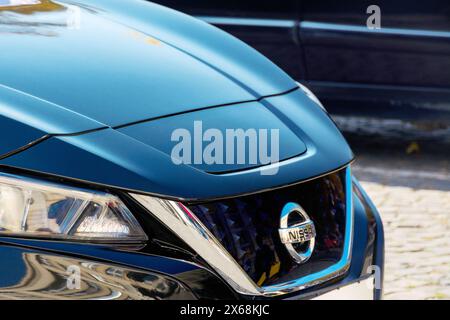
1,89 -> 353,200
0,0 -> 353,199
0,0 -> 297,156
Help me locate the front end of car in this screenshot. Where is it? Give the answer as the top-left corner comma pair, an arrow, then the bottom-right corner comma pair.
0,161 -> 383,300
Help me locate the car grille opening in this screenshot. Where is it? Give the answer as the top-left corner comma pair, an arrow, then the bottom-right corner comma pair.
186,168 -> 347,287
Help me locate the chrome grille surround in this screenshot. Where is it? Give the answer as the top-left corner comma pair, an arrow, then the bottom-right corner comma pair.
131,166 -> 354,297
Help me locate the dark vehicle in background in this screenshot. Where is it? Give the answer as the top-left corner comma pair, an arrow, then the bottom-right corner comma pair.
154,0 -> 450,126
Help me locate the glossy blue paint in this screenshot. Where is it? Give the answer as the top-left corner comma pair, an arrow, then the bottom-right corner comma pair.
0,248 -> 24,287
0,237 -> 198,275
0,0 -> 352,198
0,89 -> 353,200
0,0 -> 296,129
0,115 -> 44,157
0,242 -> 199,299
118,101 -> 307,173
353,177 -> 385,299
0,84 -> 105,134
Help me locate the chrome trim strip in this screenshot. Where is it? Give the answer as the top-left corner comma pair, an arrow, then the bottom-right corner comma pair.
197,16 -> 296,28
198,17 -> 450,39
131,166 -> 354,297
130,194 -> 262,295
301,21 -> 450,39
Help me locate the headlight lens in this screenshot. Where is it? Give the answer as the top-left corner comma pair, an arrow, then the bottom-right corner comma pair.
0,173 -> 147,242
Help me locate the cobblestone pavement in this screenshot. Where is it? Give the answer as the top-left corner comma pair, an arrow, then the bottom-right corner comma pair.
352,153 -> 450,300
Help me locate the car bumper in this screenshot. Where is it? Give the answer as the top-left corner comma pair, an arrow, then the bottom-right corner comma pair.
0,175 -> 383,300
311,275 -> 376,300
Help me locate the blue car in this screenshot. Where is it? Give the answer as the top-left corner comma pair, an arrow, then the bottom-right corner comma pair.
0,0 -> 383,300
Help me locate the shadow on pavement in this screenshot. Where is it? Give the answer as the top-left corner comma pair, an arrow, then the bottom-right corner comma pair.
342,130 -> 450,192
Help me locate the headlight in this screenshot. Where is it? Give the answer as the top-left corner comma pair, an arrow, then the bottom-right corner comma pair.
297,82 -> 327,112
0,172 -> 147,242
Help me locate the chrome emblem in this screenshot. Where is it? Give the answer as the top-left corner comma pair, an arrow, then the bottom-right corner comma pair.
278,202 -> 316,264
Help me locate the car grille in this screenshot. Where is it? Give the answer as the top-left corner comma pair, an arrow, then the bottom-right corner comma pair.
186,168 -> 348,287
